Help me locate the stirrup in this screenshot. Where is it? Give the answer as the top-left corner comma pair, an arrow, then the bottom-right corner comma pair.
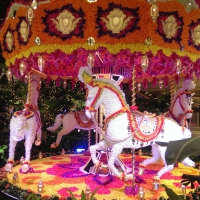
50,142 -> 58,149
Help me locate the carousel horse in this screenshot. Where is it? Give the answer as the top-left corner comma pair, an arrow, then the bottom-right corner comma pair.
164,79 -> 196,128
78,66 -> 195,181
47,110 -> 95,148
4,73 -> 42,173
4,105 -> 42,173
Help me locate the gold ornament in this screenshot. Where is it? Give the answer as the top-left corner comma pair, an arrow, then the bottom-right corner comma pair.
101,8 -> 133,34
27,7 -> 34,25
141,55 -> 149,72
191,25 -> 200,45
144,37 -> 152,46
19,20 -> 29,42
150,4 -> 159,23
5,31 -> 13,51
51,10 -> 81,34
87,54 -> 94,69
161,15 -> 180,39
87,37 -> 95,46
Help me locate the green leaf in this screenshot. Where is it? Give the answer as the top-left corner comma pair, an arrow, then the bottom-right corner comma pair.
161,184 -> 184,200
165,136 -> 200,165
66,188 -> 77,200
81,190 -> 87,200
90,187 -> 100,200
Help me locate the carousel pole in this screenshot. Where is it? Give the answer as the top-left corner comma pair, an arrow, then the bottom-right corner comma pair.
169,75 -> 175,104
125,66 -> 139,195
131,67 -> 136,187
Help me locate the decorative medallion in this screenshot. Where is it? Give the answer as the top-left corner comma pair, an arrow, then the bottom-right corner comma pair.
156,11 -> 183,44
17,17 -> 32,45
191,25 -> 200,45
97,3 -> 140,38
161,15 -> 180,39
188,19 -> 200,50
5,31 -> 14,51
3,27 -> 14,53
19,20 -> 29,42
51,10 -> 81,34
101,8 -> 133,34
43,5 -> 85,40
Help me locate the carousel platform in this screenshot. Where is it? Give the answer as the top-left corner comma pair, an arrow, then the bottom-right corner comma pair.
1,153 -> 199,200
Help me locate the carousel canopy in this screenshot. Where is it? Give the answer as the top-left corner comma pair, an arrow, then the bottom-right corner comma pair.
0,0 -> 200,87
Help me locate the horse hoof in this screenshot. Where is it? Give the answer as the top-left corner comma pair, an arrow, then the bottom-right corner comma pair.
35,140 -> 41,146
4,163 -> 13,172
50,142 -> 58,149
21,163 -> 30,173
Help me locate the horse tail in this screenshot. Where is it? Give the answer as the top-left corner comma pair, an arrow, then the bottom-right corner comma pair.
47,114 -> 63,132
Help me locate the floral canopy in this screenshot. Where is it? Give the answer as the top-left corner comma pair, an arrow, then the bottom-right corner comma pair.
0,0 -> 200,88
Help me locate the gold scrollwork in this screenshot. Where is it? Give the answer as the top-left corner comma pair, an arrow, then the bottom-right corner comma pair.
101,8 -> 133,34
51,10 -> 81,34
161,15 -> 180,39
191,25 -> 200,45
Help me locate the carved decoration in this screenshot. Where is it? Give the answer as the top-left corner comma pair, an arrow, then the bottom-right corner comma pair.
19,20 -> 29,42
161,15 -> 180,39
5,31 -> 13,51
51,10 -> 81,34
191,25 -> 200,45
101,8 -> 133,34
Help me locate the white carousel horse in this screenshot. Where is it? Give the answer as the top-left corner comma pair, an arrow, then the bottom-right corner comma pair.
164,79 -> 196,128
47,110 -> 95,148
4,106 -> 42,173
78,66 -> 195,181
5,73 -> 42,173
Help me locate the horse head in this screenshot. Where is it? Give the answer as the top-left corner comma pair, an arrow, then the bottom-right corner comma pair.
169,79 -> 196,127
12,114 -> 27,141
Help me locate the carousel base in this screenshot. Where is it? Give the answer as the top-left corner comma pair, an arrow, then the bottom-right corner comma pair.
2,154 -> 199,200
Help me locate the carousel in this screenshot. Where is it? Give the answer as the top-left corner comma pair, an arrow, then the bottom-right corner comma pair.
0,0 -> 200,199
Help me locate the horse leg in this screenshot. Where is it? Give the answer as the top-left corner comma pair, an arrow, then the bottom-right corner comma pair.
35,128 -> 42,146
4,139 -> 17,172
51,114 -> 76,148
107,144 -> 124,179
89,140 -> 110,166
181,157 -> 195,167
21,133 -> 35,173
51,127 -> 73,148
156,145 -> 174,177
141,144 -> 161,166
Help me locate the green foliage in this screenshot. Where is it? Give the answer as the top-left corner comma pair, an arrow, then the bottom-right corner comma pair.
161,184 -> 184,200
0,145 -> 7,159
39,80 -> 86,128
66,187 -> 99,200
